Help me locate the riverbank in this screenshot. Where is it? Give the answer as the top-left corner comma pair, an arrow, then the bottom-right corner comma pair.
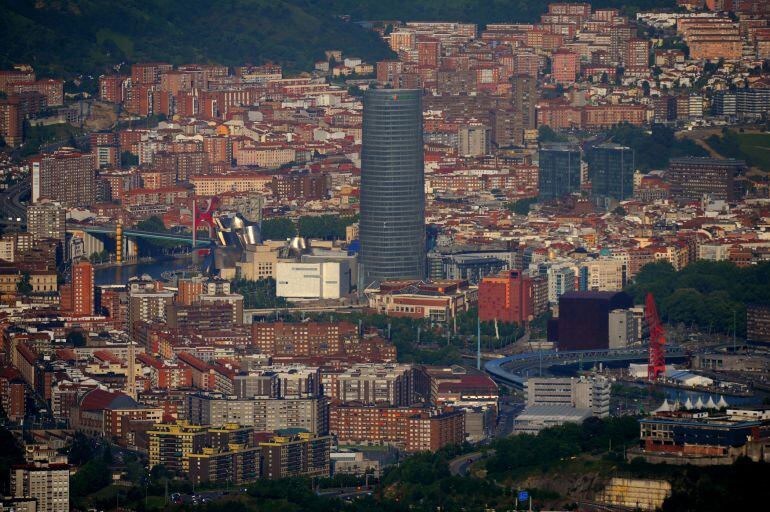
91,256 -> 158,269
94,255 -> 194,285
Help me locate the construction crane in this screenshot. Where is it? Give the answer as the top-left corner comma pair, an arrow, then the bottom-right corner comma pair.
645,292 -> 666,382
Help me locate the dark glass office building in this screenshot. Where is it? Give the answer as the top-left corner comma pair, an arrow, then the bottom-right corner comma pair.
588,143 -> 635,200
538,143 -> 582,200
360,89 -> 425,285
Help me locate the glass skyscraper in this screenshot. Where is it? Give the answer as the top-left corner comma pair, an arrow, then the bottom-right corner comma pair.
588,143 -> 635,200
538,143 -> 582,200
360,89 -> 425,286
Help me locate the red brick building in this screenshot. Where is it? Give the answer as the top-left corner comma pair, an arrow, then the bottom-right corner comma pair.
99,75 -> 126,103
10,79 -> 64,106
0,97 -> 23,147
552,49 -> 579,84
0,368 -> 26,422
131,62 -> 173,85
329,404 -> 465,452
251,321 -> 357,357
625,38 -> 650,69
406,409 -> 466,452
71,260 -> 94,316
478,270 -> 547,325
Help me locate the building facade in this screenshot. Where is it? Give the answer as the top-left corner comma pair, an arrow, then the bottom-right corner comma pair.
538,144 -> 582,200
360,89 -> 425,284
588,143 -> 635,200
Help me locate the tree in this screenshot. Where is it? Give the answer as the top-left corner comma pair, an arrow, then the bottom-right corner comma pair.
625,261 -> 770,337
137,215 -> 166,233
506,197 -> 537,216
297,215 -> 357,240
261,217 -> 296,240
641,80 -> 651,96
230,278 -> 288,309
66,330 -> 87,347
16,272 -> 32,296
538,125 -> 567,143
120,151 -> 139,167
612,206 -> 627,216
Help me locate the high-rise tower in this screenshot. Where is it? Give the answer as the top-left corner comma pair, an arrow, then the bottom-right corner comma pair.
588,143 -> 635,201
360,89 -> 425,286
538,143 -> 582,201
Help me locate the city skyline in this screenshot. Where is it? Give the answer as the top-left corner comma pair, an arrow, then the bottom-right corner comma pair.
2,1 -> 770,511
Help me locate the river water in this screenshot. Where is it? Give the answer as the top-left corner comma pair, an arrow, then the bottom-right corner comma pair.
94,256 -> 195,285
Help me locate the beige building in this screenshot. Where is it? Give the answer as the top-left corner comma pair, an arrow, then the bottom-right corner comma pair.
10,461 -> 69,512
187,392 -> 328,434
582,258 -> 625,291
27,202 -> 66,242
237,146 -> 296,167
236,241 -> 284,280
189,173 -> 271,196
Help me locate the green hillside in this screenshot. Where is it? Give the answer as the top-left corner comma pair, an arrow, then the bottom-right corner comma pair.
0,0 -> 394,76
312,0 -> 678,25
0,0 -> 678,78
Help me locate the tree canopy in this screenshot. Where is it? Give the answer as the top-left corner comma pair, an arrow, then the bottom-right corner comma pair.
230,278 -> 289,310
607,123 -> 707,171
0,0 -> 394,76
260,217 -> 297,241
625,261 -> 770,337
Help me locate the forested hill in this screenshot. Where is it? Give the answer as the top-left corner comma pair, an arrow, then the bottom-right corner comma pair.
312,0 -> 678,25
0,0 -> 393,76
0,0 -> 677,78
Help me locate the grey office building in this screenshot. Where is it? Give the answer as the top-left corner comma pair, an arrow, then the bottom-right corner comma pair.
360,89 -> 425,285
588,143 -> 635,200
538,144 -> 582,200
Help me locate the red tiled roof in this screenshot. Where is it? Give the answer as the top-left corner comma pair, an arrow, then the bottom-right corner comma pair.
177,352 -> 210,372
78,388 -> 132,412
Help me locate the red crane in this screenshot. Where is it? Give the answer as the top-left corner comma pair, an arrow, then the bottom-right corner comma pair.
646,292 -> 666,382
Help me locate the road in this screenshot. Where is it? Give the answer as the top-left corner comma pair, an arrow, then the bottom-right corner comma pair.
173,485 -> 373,506
448,449 -> 496,477
495,400 -> 525,437
0,177 -> 29,227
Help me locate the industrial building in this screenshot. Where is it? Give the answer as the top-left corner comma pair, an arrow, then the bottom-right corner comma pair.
524,376 -> 611,417
637,407 -> 770,464
513,405 -> 592,435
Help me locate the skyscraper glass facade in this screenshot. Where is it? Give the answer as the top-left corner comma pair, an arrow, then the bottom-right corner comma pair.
360,89 -> 425,285
538,143 -> 582,200
588,143 -> 635,200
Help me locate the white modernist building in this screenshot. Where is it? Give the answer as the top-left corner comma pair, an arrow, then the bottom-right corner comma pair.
276,260 -> 351,300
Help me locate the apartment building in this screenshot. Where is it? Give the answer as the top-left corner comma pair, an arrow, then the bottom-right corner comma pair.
10,461 -> 70,512
259,433 -> 331,479
187,392 -> 328,434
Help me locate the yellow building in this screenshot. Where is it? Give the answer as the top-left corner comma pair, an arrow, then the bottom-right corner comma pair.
147,421 -> 209,473
187,443 -> 261,485
259,432 -> 331,480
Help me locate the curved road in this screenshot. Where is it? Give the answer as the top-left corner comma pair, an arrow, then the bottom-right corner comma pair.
0,177 -> 29,226
449,449 -> 496,477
